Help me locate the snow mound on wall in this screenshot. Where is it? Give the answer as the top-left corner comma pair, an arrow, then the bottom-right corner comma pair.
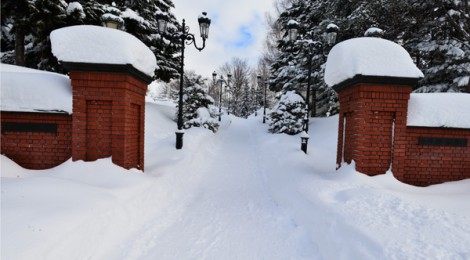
0,64 -> 72,114
407,93 -> 470,129
50,25 -> 157,77
325,37 -> 423,87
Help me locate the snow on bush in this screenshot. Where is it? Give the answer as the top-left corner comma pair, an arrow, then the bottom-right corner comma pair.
66,2 -> 85,19
177,75 -> 219,132
269,91 -> 306,135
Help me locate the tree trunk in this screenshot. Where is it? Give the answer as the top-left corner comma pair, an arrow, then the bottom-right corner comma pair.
15,27 -> 25,66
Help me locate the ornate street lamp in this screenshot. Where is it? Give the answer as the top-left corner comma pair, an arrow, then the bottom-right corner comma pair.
287,20 -> 339,133
157,11 -> 211,149
101,13 -> 124,30
226,73 -> 232,115
212,71 -> 231,121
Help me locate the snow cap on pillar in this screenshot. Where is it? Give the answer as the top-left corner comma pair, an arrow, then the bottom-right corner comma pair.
324,37 -> 423,89
50,25 -> 157,78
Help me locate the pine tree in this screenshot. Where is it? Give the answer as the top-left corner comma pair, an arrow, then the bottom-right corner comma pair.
269,0 -> 339,119
404,0 -> 470,92
1,0 -> 182,82
176,73 -> 219,132
269,91 -> 306,135
1,0 -> 39,66
239,83 -> 252,118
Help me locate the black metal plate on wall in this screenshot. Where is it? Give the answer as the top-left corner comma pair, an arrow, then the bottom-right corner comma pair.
1,122 -> 57,134
418,137 -> 467,147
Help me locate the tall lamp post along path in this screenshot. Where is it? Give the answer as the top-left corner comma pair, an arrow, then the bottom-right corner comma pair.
212,71 -> 232,121
287,20 -> 339,153
156,12 -> 211,149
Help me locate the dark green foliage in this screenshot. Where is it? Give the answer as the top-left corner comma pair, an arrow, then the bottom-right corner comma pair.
1,0 -> 182,82
269,0 -> 470,121
176,74 -> 219,132
269,91 -> 306,135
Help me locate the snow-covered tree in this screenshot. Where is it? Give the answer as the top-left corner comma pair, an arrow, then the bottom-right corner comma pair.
269,91 -> 306,135
267,0 -> 469,101
239,83 -> 253,118
218,58 -> 251,117
175,74 -> 219,132
404,0 -> 470,93
269,0 -> 338,118
1,0 -> 182,82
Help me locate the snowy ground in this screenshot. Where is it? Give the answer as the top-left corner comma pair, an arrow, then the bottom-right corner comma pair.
2,100 -> 470,260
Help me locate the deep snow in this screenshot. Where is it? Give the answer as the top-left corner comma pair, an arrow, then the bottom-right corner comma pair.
324,37 -> 424,87
2,100 -> 470,260
50,25 -> 157,76
0,64 -> 72,113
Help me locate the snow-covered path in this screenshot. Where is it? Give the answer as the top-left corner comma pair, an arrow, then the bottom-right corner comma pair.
117,117 -> 320,259
2,102 -> 470,260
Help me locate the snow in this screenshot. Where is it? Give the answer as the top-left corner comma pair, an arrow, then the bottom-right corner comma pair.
121,8 -> 148,26
280,90 -> 304,104
50,25 -> 157,77
325,37 -> 424,87
66,2 -> 85,18
364,27 -> 383,37
407,93 -> 470,128
2,99 -> 470,259
0,64 -> 72,114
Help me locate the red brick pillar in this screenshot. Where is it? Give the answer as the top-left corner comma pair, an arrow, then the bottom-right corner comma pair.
65,63 -> 151,171
333,76 -> 417,176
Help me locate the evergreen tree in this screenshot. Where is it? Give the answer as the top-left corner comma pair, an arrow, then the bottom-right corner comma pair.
404,0 -> 470,92
175,73 -> 219,132
239,83 -> 252,118
1,0 -> 182,82
269,91 -> 306,135
1,0 -> 39,66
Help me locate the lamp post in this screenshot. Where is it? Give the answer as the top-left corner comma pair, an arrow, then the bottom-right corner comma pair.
212,71 -> 232,121
157,12 -> 211,149
226,73 -> 232,115
257,74 -> 268,124
287,21 -> 339,133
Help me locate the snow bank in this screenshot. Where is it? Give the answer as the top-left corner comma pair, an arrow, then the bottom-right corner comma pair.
325,37 -> 423,87
50,25 -> 157,77
2,99 -> 470,259
0,64 -> 72,114
407,93 -> 470,128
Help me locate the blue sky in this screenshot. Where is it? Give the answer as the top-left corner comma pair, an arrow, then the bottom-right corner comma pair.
171,0 -> 276,77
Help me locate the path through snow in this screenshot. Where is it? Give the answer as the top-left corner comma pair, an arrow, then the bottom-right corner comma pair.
2,102 -> 470,260
117,117 -> 321,259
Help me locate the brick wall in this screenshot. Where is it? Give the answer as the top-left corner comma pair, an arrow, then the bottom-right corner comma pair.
1,112 -> 72,169
336,84 -> 412,175
336,81 -> 470,186
394,127 -> 470,186
69,71 -> 147,170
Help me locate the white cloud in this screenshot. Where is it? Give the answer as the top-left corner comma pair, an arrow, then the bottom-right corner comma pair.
170,0 -> 275,78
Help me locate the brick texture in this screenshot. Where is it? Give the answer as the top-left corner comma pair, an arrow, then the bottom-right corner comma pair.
1,112 -> 72,169
394,127 -> 470,186
336,83 -> 470,186
69,71 -> 147,171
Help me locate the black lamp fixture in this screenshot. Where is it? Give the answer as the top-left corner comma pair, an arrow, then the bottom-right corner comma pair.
212,71 -> 232,121
101,13 -> 124,30
287,20 -> 339,133
157,11 -> 211,149
287,20 -> 338,153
